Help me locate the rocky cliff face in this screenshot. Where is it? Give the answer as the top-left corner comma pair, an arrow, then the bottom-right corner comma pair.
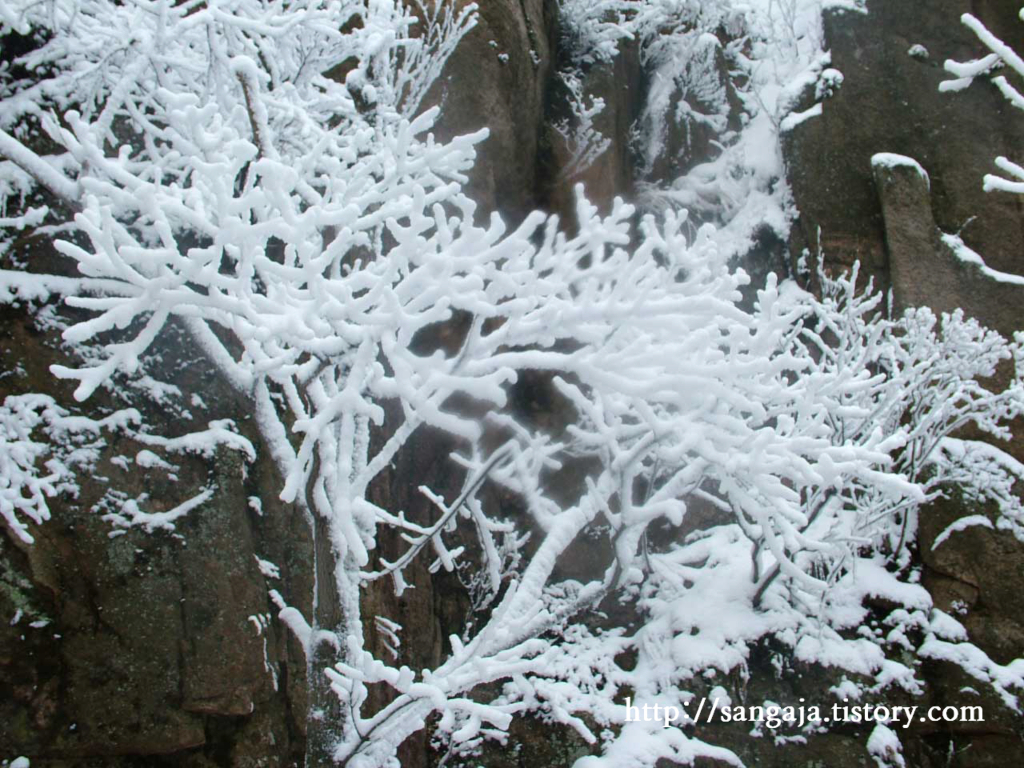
3,1 -> 1024,766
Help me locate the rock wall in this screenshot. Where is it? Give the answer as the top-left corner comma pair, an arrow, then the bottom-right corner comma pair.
781,2 -> 1024,765
4,1 -> 1024,767
0,245 -> 314,766
785,0 -> 1024,284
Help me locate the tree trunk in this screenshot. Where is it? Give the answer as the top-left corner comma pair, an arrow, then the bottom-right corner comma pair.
306,453 -> 346,767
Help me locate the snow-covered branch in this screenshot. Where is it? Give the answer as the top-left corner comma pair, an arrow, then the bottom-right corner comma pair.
3,2 -> 1024,766
942,8 -> 1024,193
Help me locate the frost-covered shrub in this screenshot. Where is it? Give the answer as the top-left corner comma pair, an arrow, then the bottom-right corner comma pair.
558,0 -> 830,258
558,0 -> 642,66
553,70 -> 613,180
0,393 -> 133,543
1,2 -> 1024,768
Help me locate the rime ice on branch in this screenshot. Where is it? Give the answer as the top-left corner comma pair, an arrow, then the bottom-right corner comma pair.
2,2 -> 1024,767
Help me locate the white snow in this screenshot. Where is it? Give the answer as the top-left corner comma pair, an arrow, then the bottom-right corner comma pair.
867,723 -> 906,768
1,2 -> 1023,766
942,232 -> 1024,285
102,488 -> 214,533
780,102 -> 823,132
931,515 -> 994,550
255,556 -> 280,580
135,450 -> 175,471
871,153 -> 931,188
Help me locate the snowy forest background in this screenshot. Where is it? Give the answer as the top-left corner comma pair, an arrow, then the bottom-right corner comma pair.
2,1 -> 1024,767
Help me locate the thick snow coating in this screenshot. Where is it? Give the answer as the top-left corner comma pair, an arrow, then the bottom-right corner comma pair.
0,1 -> 1023,767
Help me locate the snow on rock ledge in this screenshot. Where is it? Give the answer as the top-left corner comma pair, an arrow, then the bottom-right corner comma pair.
871,152 -> 931,189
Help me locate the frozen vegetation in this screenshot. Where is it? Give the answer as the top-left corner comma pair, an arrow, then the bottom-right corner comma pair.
0,1 -> 1023,766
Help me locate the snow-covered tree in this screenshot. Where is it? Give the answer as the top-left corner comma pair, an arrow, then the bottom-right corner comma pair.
2,2 -> 1024,767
